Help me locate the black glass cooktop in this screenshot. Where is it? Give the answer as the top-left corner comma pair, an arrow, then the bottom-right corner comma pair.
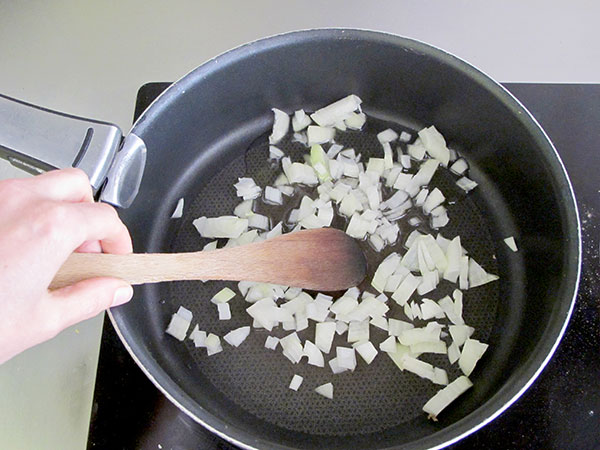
88,83 -> 600,450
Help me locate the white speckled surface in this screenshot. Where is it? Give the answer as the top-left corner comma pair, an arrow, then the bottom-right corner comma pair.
0,1 -> 597,449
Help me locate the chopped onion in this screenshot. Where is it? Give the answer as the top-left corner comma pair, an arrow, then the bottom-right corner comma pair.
203,241 -> 218,251
423,375 -> 473,419
380,336 -> 398,353
205,333 -> 223,356
289,374 -> 304,391
327,143 -> 344,159
165,312 -> 191,341
328,357 -> 348,374
443,236 -> 462,283
388,318 -> 414,336
459,339 -> 489,376
450,158 -> 468,176
303,340 -> 325,367
370,315 -> 388,331
192,329 -> 207,348
336,347 -> 357,370
307,126 -> 336,145
269,108 -> 290,145
193,216 -> 248,239
459,256 -> 470,290
280,332 -> 304,364
410,341 -> 447,355
315,322 -> 336,353
377,128 -> 399,144
407,139 -> 427,160
311,94 -> 362,127
399,131 -> 412,142
418,125 -> 450,166
391,273 -> 420,306
449,324 -> 475,348
269,145 -> 285,161
292,109 -> 312,132
217,303 -> 231,320
264,186 -> 283,205
344,112 -> 366,130
292,132 -> 308,146
422,188 -> 445,215
504,236 -> 518,252
456,176 -> 478,192
355,341 -> 378,364
468,258 -> 499,288
233,199 -> 254,218
171,198 -> 184,219
336,321 -> 349,335
347,320 -> 370,343
315,382 -> 334,399
420,298 -> 446,320
399,326 -> 441,346
265,336 -> 280,350
400,153 -> 412,169
224,326 -> 250,347
310,144 -> 332,182
248,213 -> 269,231
282,158 -> 319,185
438,295 -> 464,325
210,287 -> 236,304
234,177 -> 262,200
447,341 -> 461,364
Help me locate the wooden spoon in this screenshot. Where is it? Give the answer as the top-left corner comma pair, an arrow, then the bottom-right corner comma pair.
50,228 -> 367,291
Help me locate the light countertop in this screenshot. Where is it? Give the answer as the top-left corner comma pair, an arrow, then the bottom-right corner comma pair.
0,1 -> 597,449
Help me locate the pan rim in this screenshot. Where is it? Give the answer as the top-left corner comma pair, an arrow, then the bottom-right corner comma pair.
111,28 -> 582,450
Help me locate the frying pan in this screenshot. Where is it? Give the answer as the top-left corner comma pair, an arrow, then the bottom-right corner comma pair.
0,29 -> 580,449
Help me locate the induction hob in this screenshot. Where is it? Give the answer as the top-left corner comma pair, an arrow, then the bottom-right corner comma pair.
88,83 -> 600,450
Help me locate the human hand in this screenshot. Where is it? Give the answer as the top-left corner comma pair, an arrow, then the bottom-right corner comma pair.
0,168 -> 133,364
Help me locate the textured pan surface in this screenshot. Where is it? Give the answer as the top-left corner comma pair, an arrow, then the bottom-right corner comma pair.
168,118 -> 499,436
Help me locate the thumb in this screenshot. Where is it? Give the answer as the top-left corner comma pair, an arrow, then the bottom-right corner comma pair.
47,278 -> 133,330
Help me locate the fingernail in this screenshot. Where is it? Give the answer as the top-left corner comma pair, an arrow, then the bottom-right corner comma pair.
112,285 -> 133,307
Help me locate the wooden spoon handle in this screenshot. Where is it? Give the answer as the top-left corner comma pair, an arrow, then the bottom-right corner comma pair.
49,229 -> 367,291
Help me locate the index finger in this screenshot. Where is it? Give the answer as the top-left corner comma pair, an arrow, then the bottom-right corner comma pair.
23,168 -> 94,203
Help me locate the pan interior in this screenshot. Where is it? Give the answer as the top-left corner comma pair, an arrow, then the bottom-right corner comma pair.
160,114 -> 506,442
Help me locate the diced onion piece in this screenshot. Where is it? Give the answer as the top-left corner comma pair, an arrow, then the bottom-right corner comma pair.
399,326 -> 441,346
380,336 -> 398,353
315,382 -> 334,399
165,313 -> 191,341
269,145 -> 285,161
205,333 -> 223,356
192,329 -> 207,348
289,374 -> 304,391
234,199 -> 254,218
292,109 -> 312,132
456,176 -> 478,192
171,198 -> 184,219
280,332 -> 304,364
265,336 -> 280,350
377,128 -> 399,144
399,131 -> 412,142
264,186 -> 283,205
369,233 -> 385,252
211,287 -> 236,304
311,95 -> 362,127
224,326 -> 250,347
282,157 -> 319,185
248,213 -> 269,231
303,340 -> 325,367
400,153 -> 412,169
203,241 -> 218,252
388,318 -> 414,336
420,298 -> 446,320
355,341 -> 378,364
407,139 -> 427,160
411,301 -> 423,320
468,258 -> 499,288
414,189 -> 429,207
449,325 -> 475,347
504,236 -> 518,252
459,339 -> 489,376
382,142 -> 394,169
410,341 -> 447,355
234,177 -> 262,200
459,256 -> 470,290
423,376 -> 473,419
347,320 -> 369,343
310,144 -> 332,182
422,188 -> 445,215
401,355 -> 435,381
193,216 -> 248,239
176,306 -> 193,321
315,322 -> 336,353
307,126 -> 335,145
335,320 -> 349,335
450,158 -> 469,176
448,341 -> 461,364
344,112 -> 366,130
438,295 -> 464,325
391,273 -> 420,306
339,192 -> 364,217
443,236 -> 462,283
328,357 -> 349,374
433,367 -> 449,386
371,253 -> 401,293
269,108 -> 290,145
418,125 -> 450,167
217,303 -> 231,320
370,315 -> 388,331
431,207 -> 450,229
417,270 -> 439,295
336,347 -> 357,370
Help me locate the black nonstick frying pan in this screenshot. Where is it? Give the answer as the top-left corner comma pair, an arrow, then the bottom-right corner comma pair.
0,30 -> 580,449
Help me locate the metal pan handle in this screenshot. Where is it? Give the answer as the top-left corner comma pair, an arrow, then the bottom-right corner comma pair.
0,93 -> 146,208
